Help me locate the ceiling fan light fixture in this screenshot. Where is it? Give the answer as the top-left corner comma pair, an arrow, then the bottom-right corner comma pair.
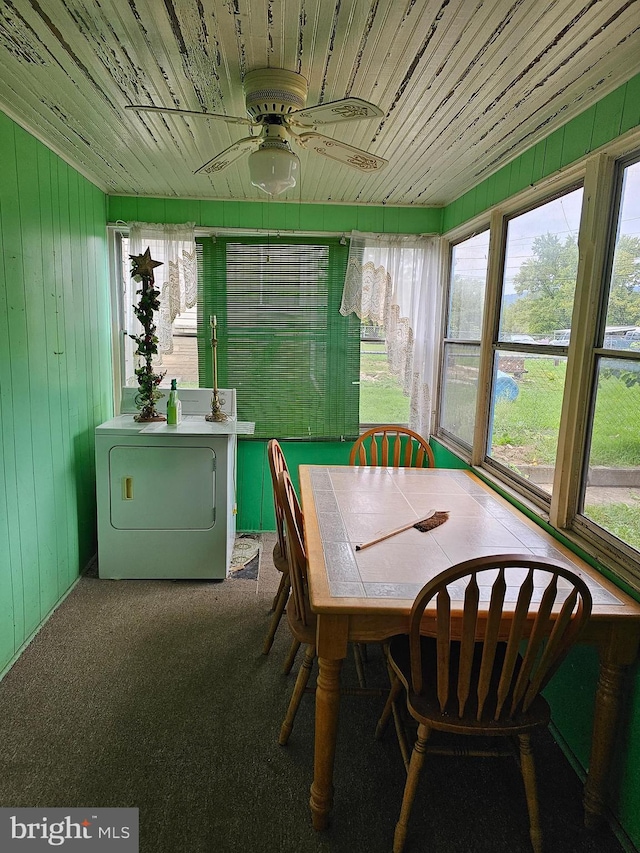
130,67 -> 385,187
248,140 -> 299,196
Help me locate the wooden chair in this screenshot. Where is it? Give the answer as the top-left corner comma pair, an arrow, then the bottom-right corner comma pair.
349,426 -> 434,684
275,468 -> 318,745
349,426 -> 435,468
377,554 -> 592,853
275,468 -> 381,744
262,439 -> 296,661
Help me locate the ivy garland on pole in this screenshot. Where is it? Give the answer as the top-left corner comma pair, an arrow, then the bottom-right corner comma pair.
129,247 -> 167,422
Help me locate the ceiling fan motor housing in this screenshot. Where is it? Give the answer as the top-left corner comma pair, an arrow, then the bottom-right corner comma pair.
244,68 -> 308,120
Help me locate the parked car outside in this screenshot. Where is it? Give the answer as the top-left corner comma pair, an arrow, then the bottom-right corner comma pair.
603,335 -> 631,349
509,334 -> 537,344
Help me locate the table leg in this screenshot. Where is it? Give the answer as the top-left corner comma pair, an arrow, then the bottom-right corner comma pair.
310,655 -> 343,830
583,659 -> 627,829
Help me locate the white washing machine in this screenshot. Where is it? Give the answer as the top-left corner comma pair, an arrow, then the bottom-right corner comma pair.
95,389 -> 254,579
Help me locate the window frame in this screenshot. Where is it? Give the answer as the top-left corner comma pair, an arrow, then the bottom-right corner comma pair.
569,153 -> 640,582
437,132 -> 640,591
196,233 -> 360,441
106,224 -> 128,413
483,182 -> 584,506
108,226 -> 427,433
439,228 -> 491,451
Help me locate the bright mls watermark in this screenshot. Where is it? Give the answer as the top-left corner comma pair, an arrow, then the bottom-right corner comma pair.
0,809 -> 138,851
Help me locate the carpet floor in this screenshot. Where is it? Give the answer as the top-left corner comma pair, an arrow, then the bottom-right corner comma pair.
0,539 -> 627,853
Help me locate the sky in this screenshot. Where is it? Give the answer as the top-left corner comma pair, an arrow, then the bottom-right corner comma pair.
451,160 -> 640,296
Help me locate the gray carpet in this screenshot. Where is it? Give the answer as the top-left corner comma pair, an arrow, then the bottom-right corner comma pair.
0,543 -> 626,853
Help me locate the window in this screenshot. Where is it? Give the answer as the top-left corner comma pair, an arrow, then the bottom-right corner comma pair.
581,158 -> 640,552
438,146 -> 640,588
113,230 -> 377,437
116,235 -> 198,388
440,230 -> 490,448
489,188 -> 583,495
340,234 -> 443,434
197,235 -> 360,439
359,326 -> 410,426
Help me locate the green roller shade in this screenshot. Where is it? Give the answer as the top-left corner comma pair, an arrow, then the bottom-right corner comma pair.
197,235 -> 360,439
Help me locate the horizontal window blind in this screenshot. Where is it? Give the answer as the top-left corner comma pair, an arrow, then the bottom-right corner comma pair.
197,236 -> 360,439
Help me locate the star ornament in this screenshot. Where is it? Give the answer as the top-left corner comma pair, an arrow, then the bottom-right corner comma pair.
130,247 -> 163,282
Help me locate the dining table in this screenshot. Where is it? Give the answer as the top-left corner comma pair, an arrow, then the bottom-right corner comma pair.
298,464 -> 640,832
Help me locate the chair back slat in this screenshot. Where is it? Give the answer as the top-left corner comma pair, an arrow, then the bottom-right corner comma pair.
411,584 -> 453,700
436,590 -> 451,711
381,432 -> 390,465
276,470 -> 310,626
495,568 -> 535,719
267,439 -> 289,561
415,446 -> 428,467
521,588 -> 581,712
457,573 -> 480,717
476,567 -> 507,720
349,426 -> 435,469
407,555 -> 592,724
510,574 -> 558,714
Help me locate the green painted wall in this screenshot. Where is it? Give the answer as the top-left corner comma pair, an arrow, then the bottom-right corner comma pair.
107,195 -> 443,235
236,440 -> 352,531
443,71 -> 640,232
237,439 -> 469,530
439,74 -> 640,849
0,112 -> 112,675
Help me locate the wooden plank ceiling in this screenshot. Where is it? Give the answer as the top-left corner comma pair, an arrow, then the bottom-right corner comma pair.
0,0 -> 638,206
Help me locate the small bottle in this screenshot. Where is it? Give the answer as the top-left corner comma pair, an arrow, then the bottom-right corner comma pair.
166,378 -> 182,425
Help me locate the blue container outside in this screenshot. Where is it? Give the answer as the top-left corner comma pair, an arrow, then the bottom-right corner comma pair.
494,370 -> 519,402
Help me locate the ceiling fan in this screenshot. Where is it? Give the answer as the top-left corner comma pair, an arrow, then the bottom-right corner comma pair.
126,68 -> 388,195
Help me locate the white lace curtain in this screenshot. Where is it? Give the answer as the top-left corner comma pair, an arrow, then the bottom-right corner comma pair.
340,231 -> 444,435
127,221 -> 197,357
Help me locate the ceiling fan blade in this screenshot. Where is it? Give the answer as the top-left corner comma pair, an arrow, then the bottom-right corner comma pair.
126,104 -> 255,127
195,137 -> 260,175
290,98 -> 383,127
296,132 -> 387,172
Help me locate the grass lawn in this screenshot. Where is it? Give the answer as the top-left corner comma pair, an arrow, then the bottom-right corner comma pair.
584,501 -> 640,551
491,359 -> 565,464
491,358 -> 640,467
441,354 -> 640,552
590,371 -> 640,467
359,342 -> 409,423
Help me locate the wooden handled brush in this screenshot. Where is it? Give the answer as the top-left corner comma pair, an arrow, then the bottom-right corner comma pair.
355,510 -> 449,551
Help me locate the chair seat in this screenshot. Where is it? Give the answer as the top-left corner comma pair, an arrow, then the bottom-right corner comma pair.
285,596 -> 316,646
263,439 -> 295,656
272,540 -> 288,574
388,634 -> 551,736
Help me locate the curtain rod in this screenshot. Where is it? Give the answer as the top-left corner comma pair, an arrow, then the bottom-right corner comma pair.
108,223 -> 438,239
108,222 -> 348,239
